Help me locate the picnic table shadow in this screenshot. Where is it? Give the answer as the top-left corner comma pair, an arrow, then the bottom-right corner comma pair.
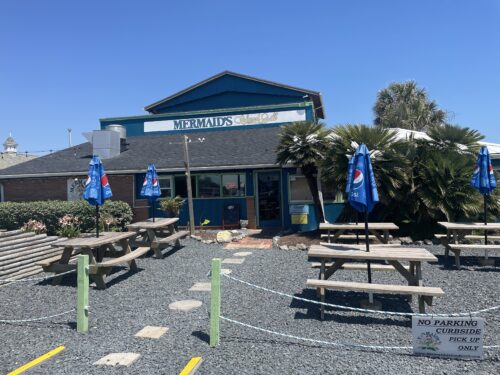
37,266 -> 145,289
433,254 -> 499,272
290,288 -> 412,327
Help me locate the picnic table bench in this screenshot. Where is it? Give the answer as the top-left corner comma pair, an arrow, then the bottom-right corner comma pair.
437,222 -> 500,267
319,222 -> 399,244
127,218 -> 189,258
308,244 -> 442,317
38,231 -> 145,289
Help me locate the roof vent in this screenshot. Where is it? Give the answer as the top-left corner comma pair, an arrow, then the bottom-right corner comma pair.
83,130 -> 120,159
106,124 -> 126,140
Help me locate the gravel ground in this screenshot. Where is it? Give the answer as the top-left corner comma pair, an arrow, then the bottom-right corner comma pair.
0,240 -> 498,374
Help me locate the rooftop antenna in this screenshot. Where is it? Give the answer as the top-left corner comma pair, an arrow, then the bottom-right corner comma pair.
67,128 -> 72,147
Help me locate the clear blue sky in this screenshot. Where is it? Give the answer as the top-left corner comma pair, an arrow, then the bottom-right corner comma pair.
1,0 -> 499,153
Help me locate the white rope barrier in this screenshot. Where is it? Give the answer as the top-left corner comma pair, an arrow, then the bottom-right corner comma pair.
0,269 -> 77,283
0,309 -> 75,323
221,273 -> 500,317
220,315 -> 499,351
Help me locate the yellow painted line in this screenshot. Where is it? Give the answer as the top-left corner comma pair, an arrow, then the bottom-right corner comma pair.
179,356 -> 203,375
7,345 -> 65,375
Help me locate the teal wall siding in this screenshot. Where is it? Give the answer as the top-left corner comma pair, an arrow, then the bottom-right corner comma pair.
151,197 -> 247,227
282,168 -> 343,232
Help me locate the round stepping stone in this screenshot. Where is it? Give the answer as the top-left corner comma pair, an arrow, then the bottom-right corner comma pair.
168,299 -> 202,312
234,251 -> 252,257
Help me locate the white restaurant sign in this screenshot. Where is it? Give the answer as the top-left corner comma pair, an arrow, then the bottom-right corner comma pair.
143,109 -> 306,133
412,316 -> 485,359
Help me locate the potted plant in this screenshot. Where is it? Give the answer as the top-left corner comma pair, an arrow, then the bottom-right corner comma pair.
159,196 -> 185,218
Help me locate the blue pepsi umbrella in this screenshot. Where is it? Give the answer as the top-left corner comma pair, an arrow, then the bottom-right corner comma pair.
83,156 -> 113,237
140,163 -> 161,222
346,144 -> 379,285
346,154 -> 360,244
471,145 -> 497,243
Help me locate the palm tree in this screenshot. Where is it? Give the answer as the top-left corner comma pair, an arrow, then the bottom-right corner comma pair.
276,121 -> 330,224
374,81 -> 447,131
399,124 -> 499,236
321,124 -> 408,212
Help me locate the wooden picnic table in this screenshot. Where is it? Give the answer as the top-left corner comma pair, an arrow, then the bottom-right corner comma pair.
307,244 -> 442,316
437,222 -> 500,267
127,218 -> 189,258
40,231 -> 148,289
319,222 -> 399,244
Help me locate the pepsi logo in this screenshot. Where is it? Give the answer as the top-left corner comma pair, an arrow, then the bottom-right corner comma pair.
353,169 -> 364,189
152,177 -> 158,187
85,176 -> 91,186
101,175 -> 109,187
143,177 -> 148,186
489,164 -> 494,175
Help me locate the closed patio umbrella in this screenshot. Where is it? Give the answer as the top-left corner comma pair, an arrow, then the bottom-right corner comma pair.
140,163 -> 162,222
471,145 -> 497,243
346,144 -> 379,302
83,156 -> 113,238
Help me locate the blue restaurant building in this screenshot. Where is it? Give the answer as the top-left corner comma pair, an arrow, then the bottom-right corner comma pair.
0,71 -> 344,230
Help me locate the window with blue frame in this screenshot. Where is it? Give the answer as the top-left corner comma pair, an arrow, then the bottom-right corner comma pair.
289,175 -> 343,203
137,173 -> 246,199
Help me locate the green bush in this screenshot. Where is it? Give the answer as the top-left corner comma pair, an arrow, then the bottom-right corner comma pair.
0,200 -> 133,235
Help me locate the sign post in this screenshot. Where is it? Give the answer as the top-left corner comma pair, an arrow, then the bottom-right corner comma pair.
412,316 -> 484,359
210,258 -> 221,347
77,254 -> 89,333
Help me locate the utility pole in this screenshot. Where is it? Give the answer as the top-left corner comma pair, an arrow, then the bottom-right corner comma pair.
183,135 -> 195,235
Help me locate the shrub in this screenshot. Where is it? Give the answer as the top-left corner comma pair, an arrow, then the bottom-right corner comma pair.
21,219 -> 47,234
0,200 -> 133,235
57,214 -> 81,238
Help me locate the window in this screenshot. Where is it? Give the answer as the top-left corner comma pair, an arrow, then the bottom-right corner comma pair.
174,175 -> 197,198
0,183 -> 3,202
198,174 -> 221,198
289,175 -> 311,201
222,174 -> 245,197
289,175 -> 343,203
158,176 -> 173,198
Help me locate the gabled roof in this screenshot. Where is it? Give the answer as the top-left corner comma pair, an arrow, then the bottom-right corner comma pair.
144,71 -> 325,119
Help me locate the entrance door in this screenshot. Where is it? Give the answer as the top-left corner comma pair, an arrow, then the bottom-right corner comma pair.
256,171 -> 281,227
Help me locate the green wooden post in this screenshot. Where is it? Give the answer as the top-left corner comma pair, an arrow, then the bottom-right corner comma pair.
77,254 -> 89,333
210,258 -> 221,347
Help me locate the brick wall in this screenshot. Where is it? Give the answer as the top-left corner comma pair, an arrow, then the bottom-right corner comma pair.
0,174 -> 146,222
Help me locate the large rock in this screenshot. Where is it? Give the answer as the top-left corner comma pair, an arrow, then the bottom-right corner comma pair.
400,237 -> 413,245
216,230 -> 232,243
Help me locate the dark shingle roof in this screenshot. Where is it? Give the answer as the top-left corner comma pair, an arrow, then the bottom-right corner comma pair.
0,127 -> 282,177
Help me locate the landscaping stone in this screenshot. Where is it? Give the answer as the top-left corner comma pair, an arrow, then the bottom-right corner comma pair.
216,230 -> 232,243
296,243 -> 307,251
94,353 -> 141,367
279,245 -> 289,251
189,282 -> 211,292
220,268 -> 232,275
400,236 -> 413,245
168,299 -> 202,312
190,235 -> 202,241
233,251 -> 252,257
424,239 -> 433,245
134,326 -> 169,339
414,240 -> 424,245
222,257 -> 245,264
